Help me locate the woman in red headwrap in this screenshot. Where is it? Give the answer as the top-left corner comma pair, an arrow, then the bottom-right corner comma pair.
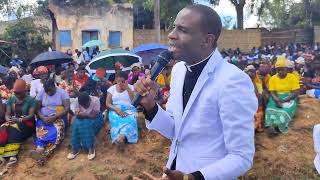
0,80 -> 36,167
30,66 -> 49,98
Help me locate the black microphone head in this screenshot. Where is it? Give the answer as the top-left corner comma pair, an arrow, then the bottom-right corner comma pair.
158,50 -> 173,63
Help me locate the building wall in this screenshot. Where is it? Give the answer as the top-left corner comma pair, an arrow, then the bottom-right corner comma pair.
133,29 -> 261,53
315,26 -> 320,44
49,2 -> 133,52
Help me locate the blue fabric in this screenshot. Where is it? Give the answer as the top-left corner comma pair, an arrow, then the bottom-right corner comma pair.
109,105 -> 138,144
315,89 -> 320,98
71,113 -> 105,151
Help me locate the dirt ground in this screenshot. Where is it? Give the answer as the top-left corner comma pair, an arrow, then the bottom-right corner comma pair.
1,96 -> 320,180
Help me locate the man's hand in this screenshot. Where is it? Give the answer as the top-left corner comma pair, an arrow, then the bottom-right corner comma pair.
134,77 -> 159,112
133,167 -> 194,180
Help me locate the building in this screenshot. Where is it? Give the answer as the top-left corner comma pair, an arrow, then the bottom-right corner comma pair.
48,1 -> 134,52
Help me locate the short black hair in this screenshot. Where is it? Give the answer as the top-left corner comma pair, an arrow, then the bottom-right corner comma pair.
115,71 -> 128,80
78,92 -> 90,107
43,78 -> 56,92
185,4 -> 222,45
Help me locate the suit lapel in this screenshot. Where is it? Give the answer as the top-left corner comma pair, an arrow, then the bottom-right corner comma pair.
176,50 -> 223,136
174,64 -> 187,122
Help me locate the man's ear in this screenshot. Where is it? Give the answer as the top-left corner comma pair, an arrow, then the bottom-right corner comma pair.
203,34 -> 216,48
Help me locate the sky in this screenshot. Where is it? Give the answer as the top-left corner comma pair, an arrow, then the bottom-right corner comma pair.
195,0 -> 259,28
2,0 -> 259,28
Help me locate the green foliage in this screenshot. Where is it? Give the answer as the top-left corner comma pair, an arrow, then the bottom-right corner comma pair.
260,0 -> 320,28
0,18 -> 51,65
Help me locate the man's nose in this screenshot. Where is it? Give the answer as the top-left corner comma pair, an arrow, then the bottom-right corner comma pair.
168,28 -> 178,40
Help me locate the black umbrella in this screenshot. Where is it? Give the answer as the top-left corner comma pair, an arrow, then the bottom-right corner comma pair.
30,51 -> 73,66
0,65 -> 8,74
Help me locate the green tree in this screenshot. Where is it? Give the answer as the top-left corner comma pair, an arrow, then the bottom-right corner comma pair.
0,18 -> 51,65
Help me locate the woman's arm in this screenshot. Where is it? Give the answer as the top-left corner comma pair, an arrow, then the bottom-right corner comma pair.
54,99 -> 70,119
5,103 -> 12,121
105,93 -> 120,112
283,90 -> 299,102
305,77 -> 320,89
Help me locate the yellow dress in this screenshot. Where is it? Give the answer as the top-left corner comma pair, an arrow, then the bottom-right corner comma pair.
268,73 -> 300,93
156,74 -> 171,88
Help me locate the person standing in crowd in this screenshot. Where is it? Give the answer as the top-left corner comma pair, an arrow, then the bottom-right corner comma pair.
74,66 -> 89,87
80,68 -> 111,111
265,56 -> 300,135
31,79 -> 70,165
106,71 -> 138,150
0,80 -> 36,167
108,62 -> 124,83
21,66 -> 34,85
83,47 -> 91,63
128,63 -> 145,85
134,5 -> 257,179
67,92 -> 105,161
30,66 -> 49,98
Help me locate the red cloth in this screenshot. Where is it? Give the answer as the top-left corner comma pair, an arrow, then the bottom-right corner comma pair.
74,74 -> 89,86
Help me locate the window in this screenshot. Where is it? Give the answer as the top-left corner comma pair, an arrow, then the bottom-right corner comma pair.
59,30 -> 72,47
82,30 -> 99,45
109,31 -> 121,48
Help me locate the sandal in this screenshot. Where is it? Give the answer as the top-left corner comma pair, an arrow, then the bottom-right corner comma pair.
67,151 -> 80,160
88,149 -> 95,161
6,157 -> 17,168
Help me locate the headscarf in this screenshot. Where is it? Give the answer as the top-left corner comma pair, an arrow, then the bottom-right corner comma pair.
274,56 -> 288,68
8,66 -> 20,78
295,57 -> 305,65
96,67 -> 106,78
13,79 -> 27,93
130,63 -> 142,70
33,66 -> 49,76
244,65 -> 256,72
286,60 -> 295,69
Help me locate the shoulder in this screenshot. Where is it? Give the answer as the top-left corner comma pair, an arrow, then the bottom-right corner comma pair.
107,85 -> 116,93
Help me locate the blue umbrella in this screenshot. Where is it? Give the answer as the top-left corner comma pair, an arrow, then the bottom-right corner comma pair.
0,65 -> 9,74
10,58 -> 24,66
132,43 -> 168,65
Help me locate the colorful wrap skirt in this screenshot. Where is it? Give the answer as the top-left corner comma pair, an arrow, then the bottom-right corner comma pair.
108,105 -> 138,144
265,93 -> 298,133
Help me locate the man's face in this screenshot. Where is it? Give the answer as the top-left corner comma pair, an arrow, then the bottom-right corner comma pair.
276,67 -> 288,78
168,8 -> 209,63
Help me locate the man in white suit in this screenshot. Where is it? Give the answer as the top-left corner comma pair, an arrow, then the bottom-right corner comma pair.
134,4 -> 258,180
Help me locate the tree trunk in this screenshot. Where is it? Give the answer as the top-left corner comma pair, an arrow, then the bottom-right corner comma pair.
235,4 -> 245,29
154,0 -> 161,43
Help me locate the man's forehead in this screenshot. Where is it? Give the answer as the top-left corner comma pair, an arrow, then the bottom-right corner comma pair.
174,8 -> 202,28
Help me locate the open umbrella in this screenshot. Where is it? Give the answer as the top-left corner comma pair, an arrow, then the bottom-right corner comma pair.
0,65 -> 9,74
132,43 -> 168,65
30,51 -> 73,67
82,40 -> 104,48
85,48 -> 142,74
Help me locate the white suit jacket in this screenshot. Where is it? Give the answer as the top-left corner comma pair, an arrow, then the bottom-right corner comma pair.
146,49 -> 258,180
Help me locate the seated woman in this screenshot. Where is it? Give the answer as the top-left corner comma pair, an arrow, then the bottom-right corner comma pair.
67,92 -> 105,161
31,79 -> 70,165
30,66 -> 49,98
305,56 -> 320,98
0,80 -> 36,167
106,71 -> 138,150
244,65 -> 264,132
0,76 -> 16,104
265,56 -> 300,135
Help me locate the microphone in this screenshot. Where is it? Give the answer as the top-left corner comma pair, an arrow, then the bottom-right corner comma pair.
132,50 -> 173,107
